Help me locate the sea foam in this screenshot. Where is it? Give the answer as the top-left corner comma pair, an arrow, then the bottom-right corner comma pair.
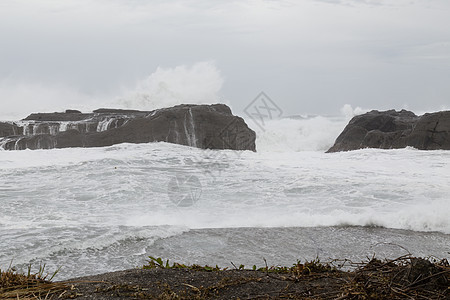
1,138 -> 449,280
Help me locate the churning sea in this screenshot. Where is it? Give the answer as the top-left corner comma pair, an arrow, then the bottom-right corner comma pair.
1,115 -> 449,280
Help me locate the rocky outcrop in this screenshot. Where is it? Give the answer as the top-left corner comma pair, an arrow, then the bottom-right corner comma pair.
327,109 -> 450,152
0,122 -> 23,137
0,104 -> 256,151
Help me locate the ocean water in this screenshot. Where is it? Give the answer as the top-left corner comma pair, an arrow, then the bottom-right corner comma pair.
1,116 -> 449,280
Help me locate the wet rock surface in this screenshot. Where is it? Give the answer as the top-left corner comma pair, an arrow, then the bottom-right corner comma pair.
0,122 -> 23,137
327,110 -> 450,152
0,104 -> 256,151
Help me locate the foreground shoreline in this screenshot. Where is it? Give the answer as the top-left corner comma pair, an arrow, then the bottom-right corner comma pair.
2,256 -> 448,299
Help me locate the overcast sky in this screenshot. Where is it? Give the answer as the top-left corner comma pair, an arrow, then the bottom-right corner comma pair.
1,0 -> 449,119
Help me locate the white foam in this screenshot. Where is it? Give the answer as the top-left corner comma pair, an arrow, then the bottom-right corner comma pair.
116,146 -> 450,234
1,140 -> 449,233
1,127 -> 449,279
0,224 -> 188,270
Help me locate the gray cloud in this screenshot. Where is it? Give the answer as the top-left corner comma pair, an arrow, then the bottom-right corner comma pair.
1,0 -> 449,119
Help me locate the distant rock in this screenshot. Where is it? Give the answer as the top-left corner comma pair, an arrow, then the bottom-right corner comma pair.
0,122 -> 23,137
23,112 -> 94,122
0,104 -> 256,151
93,108 -> 146,114
65,109 -> 82,114
327,109 -> 450,152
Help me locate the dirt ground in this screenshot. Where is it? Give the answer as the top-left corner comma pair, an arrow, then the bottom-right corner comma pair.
60,257 -> 449,299
2,256 -> 449,299
63,268 -> 350,299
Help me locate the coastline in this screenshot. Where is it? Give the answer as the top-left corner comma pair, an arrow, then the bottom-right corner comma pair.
3,226 -> 450,283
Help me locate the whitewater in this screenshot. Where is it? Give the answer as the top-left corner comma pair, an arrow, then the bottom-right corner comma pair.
1,115 -> 449,280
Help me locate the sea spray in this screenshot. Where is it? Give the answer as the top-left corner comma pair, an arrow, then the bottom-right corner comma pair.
0,61 -> 225,120
252,115 -> 348,152
114,61 -> 224,111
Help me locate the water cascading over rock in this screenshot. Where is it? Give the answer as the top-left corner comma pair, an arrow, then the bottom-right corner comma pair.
0,104 -> 256,151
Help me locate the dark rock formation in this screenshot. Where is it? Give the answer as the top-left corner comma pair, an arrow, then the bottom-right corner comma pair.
65,109 -> 82,114
327,109 -> 450,152
93,108 -> 146,114
24,112 -> 94,122
0,122 -> 23,137
408,111 -> 450,150
0,104 -> 256,151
